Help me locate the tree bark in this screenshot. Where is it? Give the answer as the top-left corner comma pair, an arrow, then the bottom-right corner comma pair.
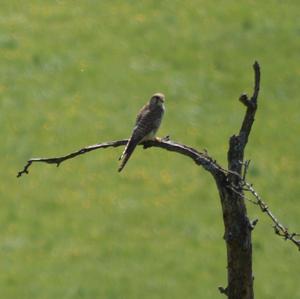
217,62 -> 260,298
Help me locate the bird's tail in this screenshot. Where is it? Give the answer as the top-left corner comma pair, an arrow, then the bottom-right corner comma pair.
118,138 -> 138,172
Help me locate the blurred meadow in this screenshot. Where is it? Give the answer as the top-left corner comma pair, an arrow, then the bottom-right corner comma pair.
1,0 -> 300,298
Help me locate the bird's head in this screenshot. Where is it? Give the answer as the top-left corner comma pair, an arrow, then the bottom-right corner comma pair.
149,93 -> 165,109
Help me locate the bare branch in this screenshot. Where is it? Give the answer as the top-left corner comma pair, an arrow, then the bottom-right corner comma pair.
221,166 -> 300,250
242,181 -> 300,250
17,137 -> 225,178
228,61 -> 260,176
239,61 -> 260,139
17,139 -> 128,177
251,61 -> 260,104
242,160 -> 251,181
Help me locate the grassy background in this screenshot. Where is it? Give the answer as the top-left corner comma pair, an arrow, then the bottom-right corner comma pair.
1,1 -> 300,298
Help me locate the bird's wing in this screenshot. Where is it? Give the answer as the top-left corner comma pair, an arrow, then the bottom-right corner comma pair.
135,103 -> 149,126
118,105 -> 154,172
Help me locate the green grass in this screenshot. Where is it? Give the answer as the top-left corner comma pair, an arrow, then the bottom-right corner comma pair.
1,1 -> 300,298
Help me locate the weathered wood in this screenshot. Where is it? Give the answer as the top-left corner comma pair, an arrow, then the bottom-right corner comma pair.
219,62 -> 260,298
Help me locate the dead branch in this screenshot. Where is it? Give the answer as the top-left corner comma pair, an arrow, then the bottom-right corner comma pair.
17,139 -> 128,177
17,61 -> 300,299
225,173 -> 300,250
219,62 -> 261,299
17,137 -> 224,178
242,180 -> 300,250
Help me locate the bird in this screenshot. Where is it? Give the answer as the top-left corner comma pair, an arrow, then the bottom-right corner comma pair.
118,93 -> 165,172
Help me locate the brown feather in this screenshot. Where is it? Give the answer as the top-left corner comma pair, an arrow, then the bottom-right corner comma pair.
118,137 -> 140,172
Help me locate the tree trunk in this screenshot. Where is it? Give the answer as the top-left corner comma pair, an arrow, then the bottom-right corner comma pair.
217,62 -> 260,298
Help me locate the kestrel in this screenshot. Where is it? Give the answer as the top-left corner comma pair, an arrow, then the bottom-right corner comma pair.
118,93 -> 165,172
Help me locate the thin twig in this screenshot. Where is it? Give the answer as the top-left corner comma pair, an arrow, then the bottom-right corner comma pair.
225,168 -> 300,250
242,181 -> 300,250
17,140 -> 128,177
242,160 -> 251,181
